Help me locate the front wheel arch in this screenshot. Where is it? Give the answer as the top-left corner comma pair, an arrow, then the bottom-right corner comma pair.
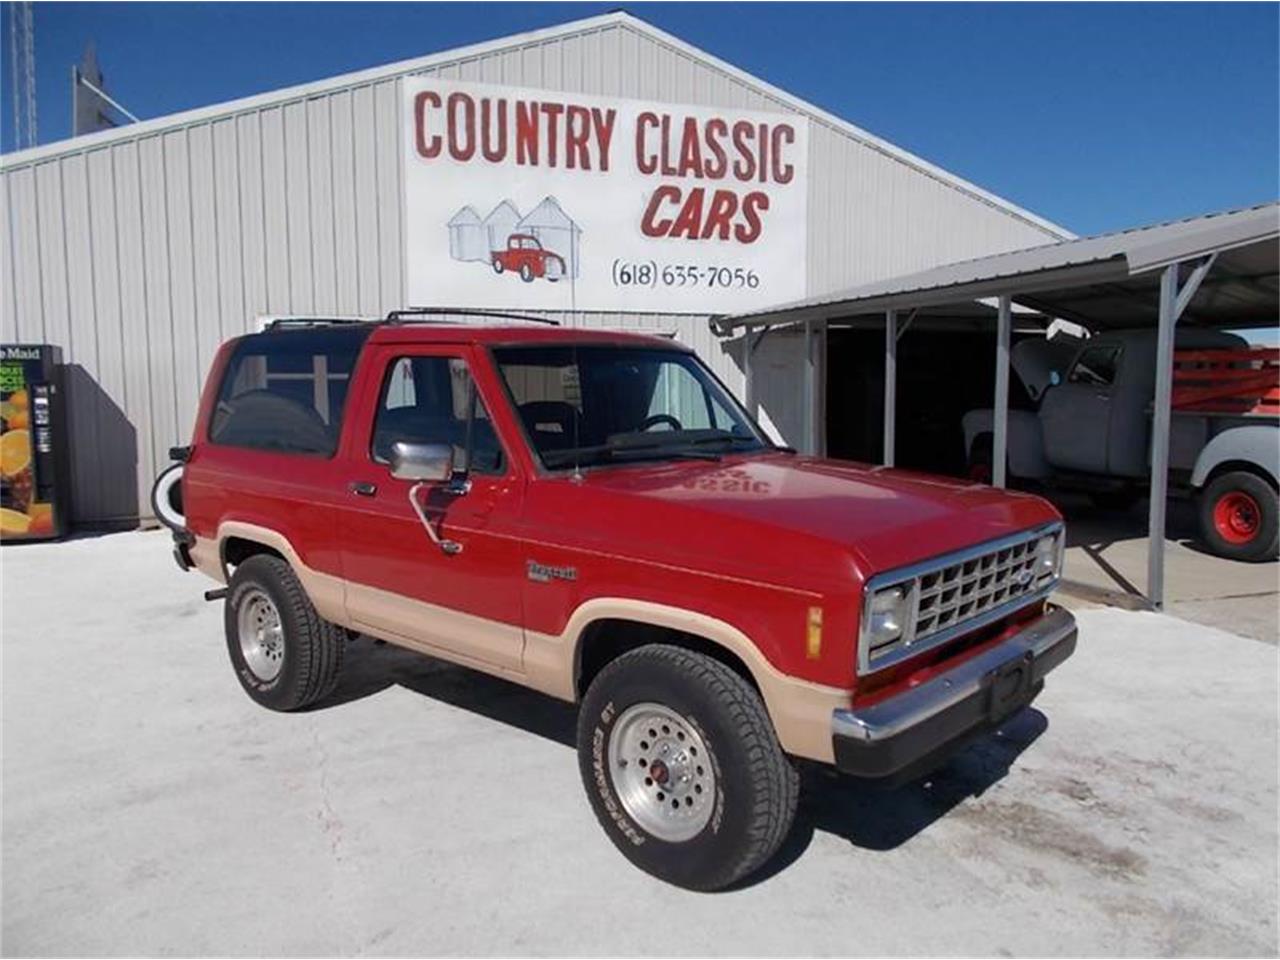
574,617 -> 761,703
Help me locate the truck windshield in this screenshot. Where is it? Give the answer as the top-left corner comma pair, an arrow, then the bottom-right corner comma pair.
493,344 -> 772,470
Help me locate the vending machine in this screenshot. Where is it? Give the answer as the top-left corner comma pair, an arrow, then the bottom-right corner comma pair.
1,344 -> 69,541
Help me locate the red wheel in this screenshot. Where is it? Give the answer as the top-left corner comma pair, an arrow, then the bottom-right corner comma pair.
1212,490 -> 1261,545
1198,471 -> 1279,561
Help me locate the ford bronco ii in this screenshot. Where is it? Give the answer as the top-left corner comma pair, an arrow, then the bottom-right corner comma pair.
169,314 -> 1076,890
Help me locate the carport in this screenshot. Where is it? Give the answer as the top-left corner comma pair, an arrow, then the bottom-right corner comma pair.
713,203 -> 1279,608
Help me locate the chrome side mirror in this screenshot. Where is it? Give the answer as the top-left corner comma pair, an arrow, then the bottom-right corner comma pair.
390,442 -> 453,482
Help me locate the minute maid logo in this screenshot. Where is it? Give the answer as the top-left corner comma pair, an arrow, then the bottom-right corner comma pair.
2,347 -> 41,361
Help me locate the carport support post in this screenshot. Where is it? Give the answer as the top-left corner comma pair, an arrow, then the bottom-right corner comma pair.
993,295 -> 1012,488
803,320 -> 816,454
1148,265 -> 1179,609
883,310 -> 897,466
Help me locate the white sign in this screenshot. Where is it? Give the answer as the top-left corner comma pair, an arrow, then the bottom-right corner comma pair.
402,77 -> 808,314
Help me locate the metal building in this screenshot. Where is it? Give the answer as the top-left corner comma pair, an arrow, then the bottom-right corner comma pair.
0,11 -> 1069,527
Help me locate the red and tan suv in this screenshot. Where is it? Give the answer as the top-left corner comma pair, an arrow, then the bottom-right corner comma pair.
168,314 -> 1076,890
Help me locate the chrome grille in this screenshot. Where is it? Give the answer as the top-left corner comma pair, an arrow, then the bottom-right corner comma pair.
860,524 -> 1063,673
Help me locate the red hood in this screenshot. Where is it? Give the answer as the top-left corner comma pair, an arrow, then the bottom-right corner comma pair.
569,453 -> 1061,575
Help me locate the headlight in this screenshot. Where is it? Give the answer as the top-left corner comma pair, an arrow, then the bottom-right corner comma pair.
1033,534 -> 1060,578
866,584 -> 909,647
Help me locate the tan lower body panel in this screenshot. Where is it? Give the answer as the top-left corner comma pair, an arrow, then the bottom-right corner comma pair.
528,599 -> 849,764
198,528 -> 847,764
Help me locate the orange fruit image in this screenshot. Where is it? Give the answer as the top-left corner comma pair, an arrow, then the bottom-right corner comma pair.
8,389 -> 28,410
0,507 -> 31,536
7,410 -> 29,429
27,505 -> 54,536
1,429 -> 32,478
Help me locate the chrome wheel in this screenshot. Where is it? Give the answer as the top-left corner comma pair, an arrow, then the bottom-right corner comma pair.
237,587 -> 284,682
607,702 -> 715,842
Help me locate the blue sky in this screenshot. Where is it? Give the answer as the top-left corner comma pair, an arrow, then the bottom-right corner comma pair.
2,2 -> 1276,235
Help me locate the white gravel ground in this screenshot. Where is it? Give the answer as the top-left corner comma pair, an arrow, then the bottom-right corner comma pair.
2,530 -> 1277,957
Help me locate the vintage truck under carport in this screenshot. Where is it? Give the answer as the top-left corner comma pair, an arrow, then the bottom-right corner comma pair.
714,202 -> 1280,607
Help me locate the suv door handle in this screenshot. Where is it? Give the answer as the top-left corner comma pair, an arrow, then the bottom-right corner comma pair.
348,481 -> 377,497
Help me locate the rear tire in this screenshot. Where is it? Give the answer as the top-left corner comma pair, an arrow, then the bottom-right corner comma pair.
224,555 -> 345,710
1197,471 -> 1279,562
967,434 -> 994,484
577,644 -> 798,891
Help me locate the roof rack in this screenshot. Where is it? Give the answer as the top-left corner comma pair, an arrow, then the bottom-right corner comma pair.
383,307 -> 560,326
261,316 -> 373,331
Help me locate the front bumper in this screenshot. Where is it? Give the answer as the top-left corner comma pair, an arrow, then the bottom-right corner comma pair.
831,606 -> 1076,783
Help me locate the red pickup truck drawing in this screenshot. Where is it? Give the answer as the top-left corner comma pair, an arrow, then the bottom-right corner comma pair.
491,234 -> 566,282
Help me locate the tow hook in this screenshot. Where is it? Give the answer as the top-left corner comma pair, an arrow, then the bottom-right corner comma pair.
204,588 -> 228,602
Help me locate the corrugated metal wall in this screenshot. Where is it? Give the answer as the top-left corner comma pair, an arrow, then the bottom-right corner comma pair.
0,16 -> 1063,525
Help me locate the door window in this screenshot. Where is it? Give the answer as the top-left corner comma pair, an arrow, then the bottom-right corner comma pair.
1067,345 -> 1123,387
371,357 -> 504,474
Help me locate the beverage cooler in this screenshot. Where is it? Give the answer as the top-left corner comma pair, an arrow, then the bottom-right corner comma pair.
1,344 -> 69,542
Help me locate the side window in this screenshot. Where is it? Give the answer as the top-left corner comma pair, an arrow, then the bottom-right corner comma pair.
371,357 -> 504,475
209,328 -> 366,456
1068,344 -> 1123,387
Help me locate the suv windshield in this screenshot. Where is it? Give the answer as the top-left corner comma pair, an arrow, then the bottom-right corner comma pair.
493,344 -> 771,470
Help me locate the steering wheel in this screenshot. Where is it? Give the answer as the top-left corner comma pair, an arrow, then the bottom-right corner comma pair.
639,413 -> 683,432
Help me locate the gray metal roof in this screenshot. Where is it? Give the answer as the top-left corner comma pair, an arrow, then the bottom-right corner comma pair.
725,203 -> 1279,330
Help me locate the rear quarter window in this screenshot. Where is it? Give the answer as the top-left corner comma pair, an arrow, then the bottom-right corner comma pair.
208,327 -> 371,456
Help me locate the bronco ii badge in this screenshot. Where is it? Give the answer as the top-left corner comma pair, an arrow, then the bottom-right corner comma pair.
527,560 -> 578,583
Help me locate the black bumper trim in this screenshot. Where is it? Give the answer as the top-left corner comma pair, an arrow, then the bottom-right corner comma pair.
832,607 -> 1077,784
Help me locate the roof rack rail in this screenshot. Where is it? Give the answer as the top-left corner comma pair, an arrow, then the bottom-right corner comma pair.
261,316 -> 373,331
383,306 -> 560,326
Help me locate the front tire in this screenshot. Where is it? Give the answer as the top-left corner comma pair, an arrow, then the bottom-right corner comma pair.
1197,471 -> 1279,562
577,644 -> 798,891
224,555 -> 345,710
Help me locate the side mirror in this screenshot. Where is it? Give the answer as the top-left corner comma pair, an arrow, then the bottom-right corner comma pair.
390,442 -> 453,482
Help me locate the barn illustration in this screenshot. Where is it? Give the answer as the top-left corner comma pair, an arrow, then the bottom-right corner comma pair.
446,197 -> 582,283
515,197 -> 581,279
446,206 -> 486,261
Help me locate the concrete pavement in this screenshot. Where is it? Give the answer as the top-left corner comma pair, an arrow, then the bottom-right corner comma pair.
2,530 -> 1277,956
1058,494 -> 1278,644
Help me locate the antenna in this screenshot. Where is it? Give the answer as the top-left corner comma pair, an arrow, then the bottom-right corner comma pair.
571,336 -> 583,482
9,1 -> 37,149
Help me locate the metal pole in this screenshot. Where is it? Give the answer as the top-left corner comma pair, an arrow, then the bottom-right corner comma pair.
743,332 -> 755,420
884,310 -> 897,466
993,295 -> 1011,488
803,320 -> 815,454
1148,264 -> 1179,609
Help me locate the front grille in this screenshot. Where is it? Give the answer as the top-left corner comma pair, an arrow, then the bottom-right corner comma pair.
861,524 -> 1062,673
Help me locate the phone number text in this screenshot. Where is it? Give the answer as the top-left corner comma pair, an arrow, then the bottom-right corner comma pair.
611,260 -> 762,290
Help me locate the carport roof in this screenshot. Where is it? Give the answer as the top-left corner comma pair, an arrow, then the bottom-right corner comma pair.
723,203 -> 1279,331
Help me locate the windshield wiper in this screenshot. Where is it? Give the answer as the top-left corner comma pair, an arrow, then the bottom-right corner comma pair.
541,441 -> 722,468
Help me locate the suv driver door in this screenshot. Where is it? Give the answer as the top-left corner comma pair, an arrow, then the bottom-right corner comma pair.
335,344 -> 525,670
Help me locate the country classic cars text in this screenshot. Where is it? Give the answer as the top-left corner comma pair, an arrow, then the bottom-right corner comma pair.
412,89 -> 800,244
